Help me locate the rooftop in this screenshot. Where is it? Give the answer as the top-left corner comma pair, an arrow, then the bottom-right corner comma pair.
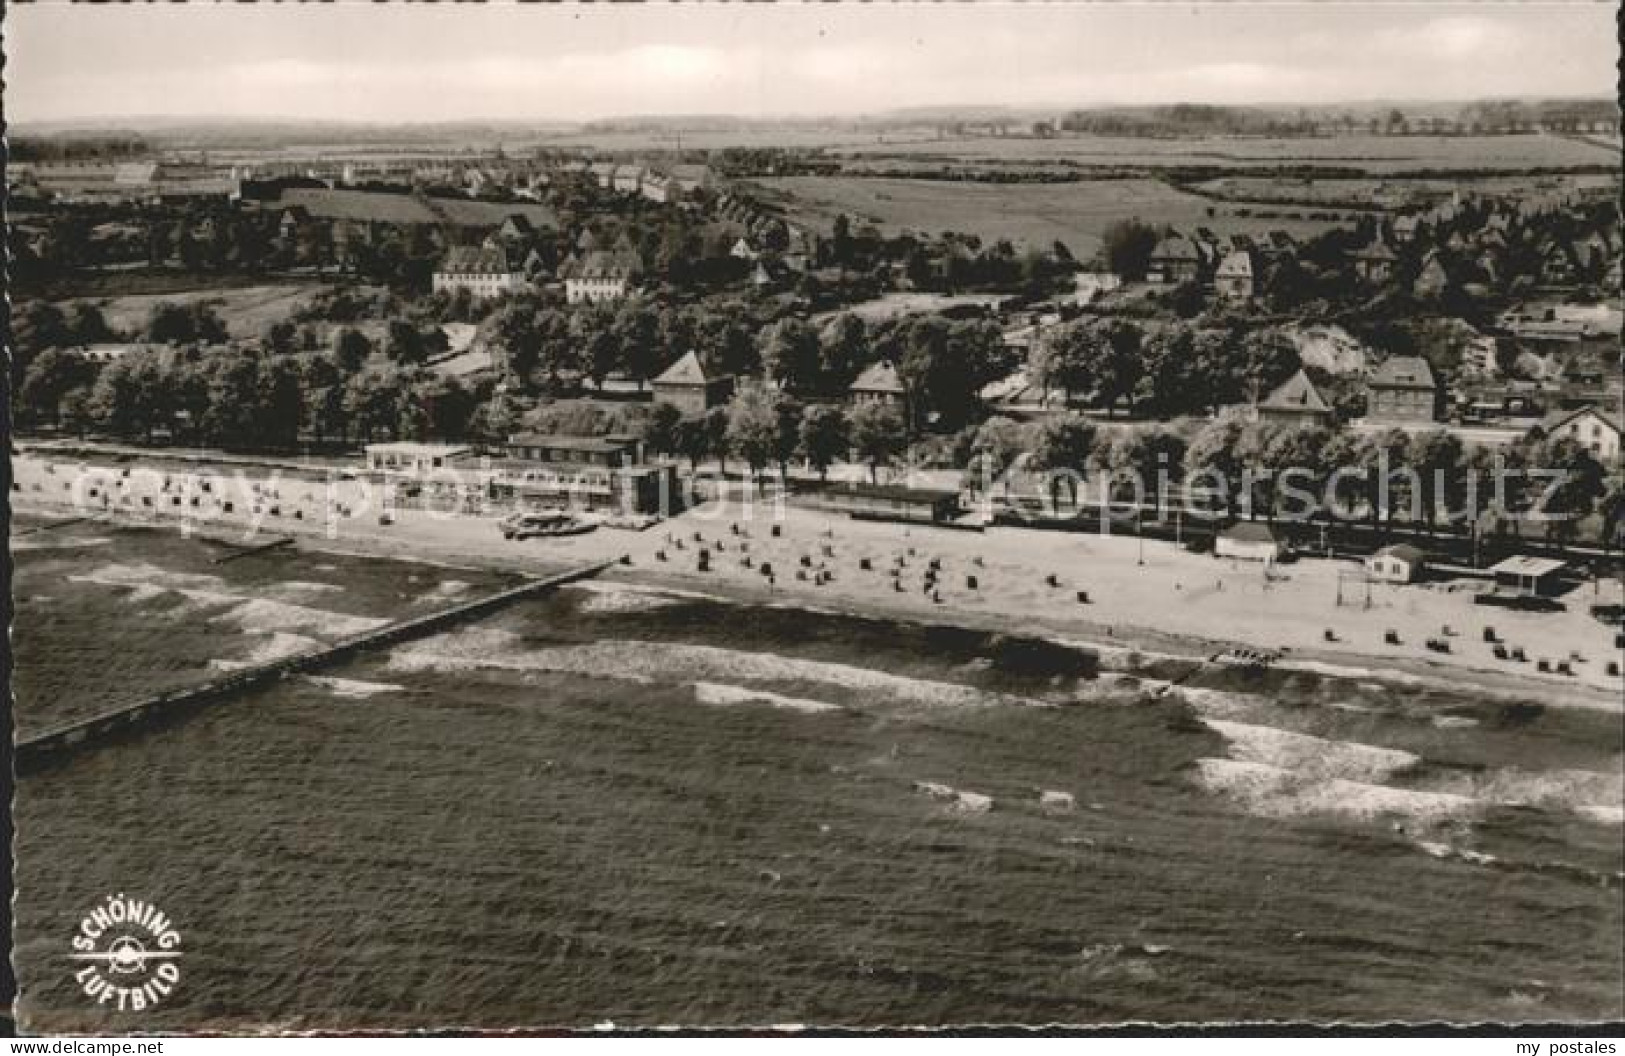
1220,522 -> 1279,543
850,360 -> 906,394
1369,356 -> 1438,391
1489,555 -> 1566,578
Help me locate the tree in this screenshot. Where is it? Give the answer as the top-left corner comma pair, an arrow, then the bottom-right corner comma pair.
1031,414 -> 1097,512
967,415 -> 1031,495
644,401 -> 684,458
771,394 -> 804,481
818,313 -> 868,387
88,355 -> 164,440
1407,429 -> 1465,532
1530,437 -> 1606,544
67,302 -> 113,345
849,402 -> 906,484
263,319 -> 299,356
1100,218 -> 1159,281
673,413 -> 711,473
613,301 -> 664,388
332,327 -> 373,374
725,385 -> 781,491
1262,425 -> 1333,523
1184,413 -> 1249,517
758,317 -> 822,393
19,349 -> 96,428
1108,428 -> 1188,515
798,405 -> 849,481
385,320 -> 428,367
704,405 -> 732,475
147,302 -> 195,344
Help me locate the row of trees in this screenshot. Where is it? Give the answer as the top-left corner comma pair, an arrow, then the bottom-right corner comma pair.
1029,317 -> 1304,420
17,338 -> 490,452
963,410 -> 1619,542
641,393 -> 906,487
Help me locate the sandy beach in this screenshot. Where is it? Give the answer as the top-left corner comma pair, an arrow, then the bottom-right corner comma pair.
12,449 -> 1623,707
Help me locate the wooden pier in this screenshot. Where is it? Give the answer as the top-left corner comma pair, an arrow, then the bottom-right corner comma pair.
15,515 -> 93,537
16,558 -> 619,774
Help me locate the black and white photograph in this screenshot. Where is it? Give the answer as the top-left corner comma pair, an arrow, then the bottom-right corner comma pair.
3,0 -> 1623,1037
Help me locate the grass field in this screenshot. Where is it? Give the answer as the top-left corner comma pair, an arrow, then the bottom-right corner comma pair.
83,283 -> 330,341
755,176 -> 1351,253
1195,171 -> 1622,207
830,132 -> 1624,173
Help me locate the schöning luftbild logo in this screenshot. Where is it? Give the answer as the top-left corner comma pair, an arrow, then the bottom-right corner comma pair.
69,893 -> 184,1011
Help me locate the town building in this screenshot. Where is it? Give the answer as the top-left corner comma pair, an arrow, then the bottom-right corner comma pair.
651,351 -> 734,415
491,433 -> 677,516
1214,250 -> 1256,301
1366,544 -> 1427,584
1413,251 -> 1455,299
1489,555 -> 1567,598
1147,235 -> 1205,285
802,482 -> 962,525
1215,522 -> 1283,562
363,442 -> 475,478
562,248 -> 641,304
1534,405 -> 1622,461
1350,237 -> 1398,283
848,361 -> 908,412
1253,370 -> 1334,428
432,244 -> 527,300
1367,356 -> 1442,422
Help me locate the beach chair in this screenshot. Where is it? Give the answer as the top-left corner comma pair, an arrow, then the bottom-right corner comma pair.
966,575 -> 978,590
1511,647 -> 1526,662
1492,645 -> 1509,660
1537,659 -> 1551,673
1077,591 -> 1090,604
1384,630 -> 1400,645
1483,627 -> 1497,642
1324,629 -> 1337,642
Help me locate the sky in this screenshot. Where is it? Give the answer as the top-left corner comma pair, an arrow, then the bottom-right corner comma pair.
5,2 -> 1619,125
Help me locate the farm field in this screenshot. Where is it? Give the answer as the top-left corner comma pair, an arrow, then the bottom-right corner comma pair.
755,176 -> 1350,254
1194,172 -> 1622,207
830,132 -> 1624,173
534,126 -> 946,153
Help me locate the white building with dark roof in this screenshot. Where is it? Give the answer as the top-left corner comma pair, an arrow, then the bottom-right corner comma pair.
562,248 -> 642,304
432,244 -> 527,300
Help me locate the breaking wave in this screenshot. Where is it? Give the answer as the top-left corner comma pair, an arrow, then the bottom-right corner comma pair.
693,682 -> 844,714
388,630 -> 1037,709
1204,719 -> 1419,784
1193,758 -> 1478,823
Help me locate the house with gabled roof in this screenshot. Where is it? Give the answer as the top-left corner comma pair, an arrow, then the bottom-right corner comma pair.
562,248 -> 641,304
1214,250 -> 1256,301
1367,356 -> 1443,422
651,351 -> 734,415
848,360 -> 908,412
1350,236 -> 1398,283
433,243 -> 527,300
1533,405 -> 1621,461
1147,234 -> 1204,284
1253,369 -> 1334,428
1413,251 -> 1456,300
